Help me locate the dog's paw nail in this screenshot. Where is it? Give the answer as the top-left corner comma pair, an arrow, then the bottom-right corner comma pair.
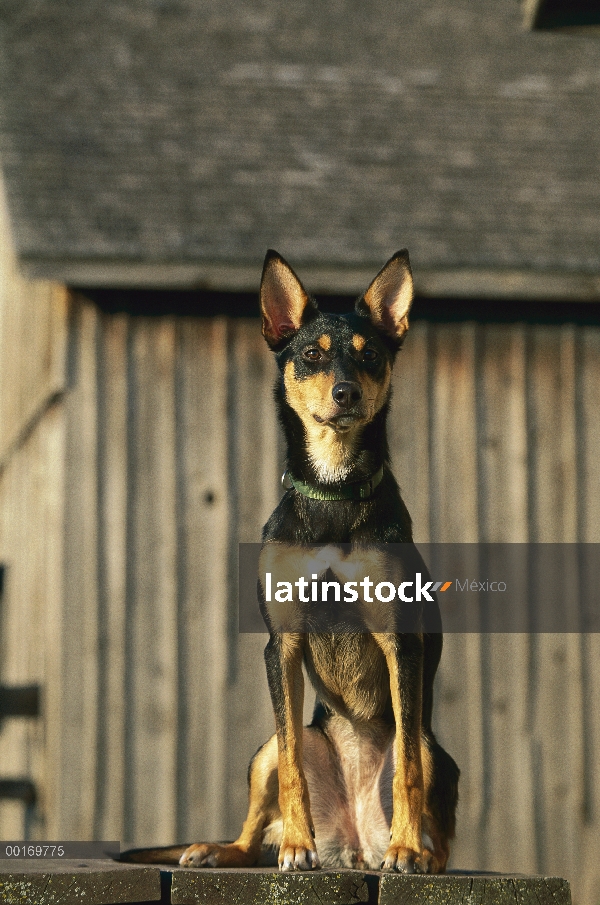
280,853 -> 295,871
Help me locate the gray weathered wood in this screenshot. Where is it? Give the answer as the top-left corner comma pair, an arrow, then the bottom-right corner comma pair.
378,875 -> 571,905
0,180 -> 68,467
0,859 -> 161,905
389,321 -> 431,544
0,296 -> 598,904
170,868 -> 370,905
96,312 -> 129,842
175,318 -> 231,843
128,318 -> 179,844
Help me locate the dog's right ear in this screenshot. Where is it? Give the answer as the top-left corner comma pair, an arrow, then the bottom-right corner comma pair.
260,250 -> 318,348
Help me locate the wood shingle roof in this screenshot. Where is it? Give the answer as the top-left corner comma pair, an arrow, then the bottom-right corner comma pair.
0,0 -> 599,294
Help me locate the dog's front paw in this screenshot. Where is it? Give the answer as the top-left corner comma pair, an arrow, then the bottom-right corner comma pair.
279,839 -> 320,871
179,842 -> 254,868
381,844 -> 430,873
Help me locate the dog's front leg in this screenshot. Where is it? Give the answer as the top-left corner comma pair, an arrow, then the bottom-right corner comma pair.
375,632 -> 427,873
264,633 -> 319,871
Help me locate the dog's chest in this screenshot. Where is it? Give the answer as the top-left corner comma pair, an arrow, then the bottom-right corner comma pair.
304,633 -> 392,721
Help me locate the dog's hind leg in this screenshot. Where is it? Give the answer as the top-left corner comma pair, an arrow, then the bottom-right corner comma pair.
419,633 -> 459,874
420,733 -> 460,874
179,735 -> 280,867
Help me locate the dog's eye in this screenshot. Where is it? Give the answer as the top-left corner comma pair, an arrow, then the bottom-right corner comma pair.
363,348 -> 378,362
303,348 -> 322,362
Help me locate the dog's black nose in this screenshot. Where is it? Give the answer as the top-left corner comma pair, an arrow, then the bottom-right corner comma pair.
332,381 -> 362,408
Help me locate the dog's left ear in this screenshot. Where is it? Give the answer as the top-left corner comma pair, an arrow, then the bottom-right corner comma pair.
260,250 -> 318,348
357,250 -> 413,343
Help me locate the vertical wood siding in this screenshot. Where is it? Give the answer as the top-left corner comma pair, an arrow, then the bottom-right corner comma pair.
0,184 -> 68,839
0,296 -> 599,903
0,178 -> 67,464
392,322 -> 600,905
0,402 -> 64,840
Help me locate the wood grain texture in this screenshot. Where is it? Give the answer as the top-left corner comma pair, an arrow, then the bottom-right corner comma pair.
126,317 -> 179,844
389,321 -> 431,544
174,317 -> 230,843
170,868 -> 370,905
0,179 -> 67,466
0,306 -> 598,903
378,875 -> 571,905
61,298 -> 100,838
0,860 -> 161,905
95,312 -> 129,842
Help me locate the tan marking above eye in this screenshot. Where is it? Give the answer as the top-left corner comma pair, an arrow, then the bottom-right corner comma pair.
352,334 -> 366,351
317,334 -> 332,351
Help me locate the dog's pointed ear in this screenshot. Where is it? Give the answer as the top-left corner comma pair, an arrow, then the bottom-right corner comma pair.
357,250 -> 413,343
260,250 -> 318,348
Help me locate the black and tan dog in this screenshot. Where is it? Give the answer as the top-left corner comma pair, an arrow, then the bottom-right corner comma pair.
123,250 -> 459,873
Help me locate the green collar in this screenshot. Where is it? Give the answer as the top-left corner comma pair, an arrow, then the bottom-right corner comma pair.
282,465 -> 385,501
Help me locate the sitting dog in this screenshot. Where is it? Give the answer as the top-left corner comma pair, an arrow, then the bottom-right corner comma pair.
123,249 -> 459,873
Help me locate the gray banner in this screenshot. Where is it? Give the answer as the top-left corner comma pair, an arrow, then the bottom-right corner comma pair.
0,842 -> 120,859
239,543 -> 600,633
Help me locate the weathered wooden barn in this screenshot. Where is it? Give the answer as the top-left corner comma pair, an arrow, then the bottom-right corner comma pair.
0,1 -> 599,902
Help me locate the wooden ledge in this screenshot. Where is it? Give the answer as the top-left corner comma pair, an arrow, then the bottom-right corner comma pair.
0,859 -> 161,905
169,867 -> 372,905
168,868 -> 571,905
377,874 -> 571,905
0,861 -> 572,905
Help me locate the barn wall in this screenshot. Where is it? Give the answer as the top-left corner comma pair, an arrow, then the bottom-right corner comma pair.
0,178 -> 68,464
393,323 -> 600,905
0,180 -> 68,841
0,400 -> 65,840
0,292 -> 599,903
56,297 -> 286,845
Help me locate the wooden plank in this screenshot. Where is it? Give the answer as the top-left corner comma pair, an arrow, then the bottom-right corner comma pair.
0,407 -> 63,839
477,325 -> 536,873
127,318 -> 178,845
578,328 -> 600,544
0,181 -> 68,837
94,311 -> 129,841
576,327 -> 600,905
581,630 -> 600,905
38,404 -> 67,842
527,326 -> 577,544
477,325 -> 528,544
428,322 -> 478,544
60,297 -> 100,838
171,867 -> 370,905
378,874 -> 571,905
389,321 -> 431,543
427,323 -> 484,870
170,869 -> 571,905
526,326 -> 581,885
175,318 -> 230,843
0,860 -> 161,905
223,320 -> 285,839
0,179 -> 68,465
